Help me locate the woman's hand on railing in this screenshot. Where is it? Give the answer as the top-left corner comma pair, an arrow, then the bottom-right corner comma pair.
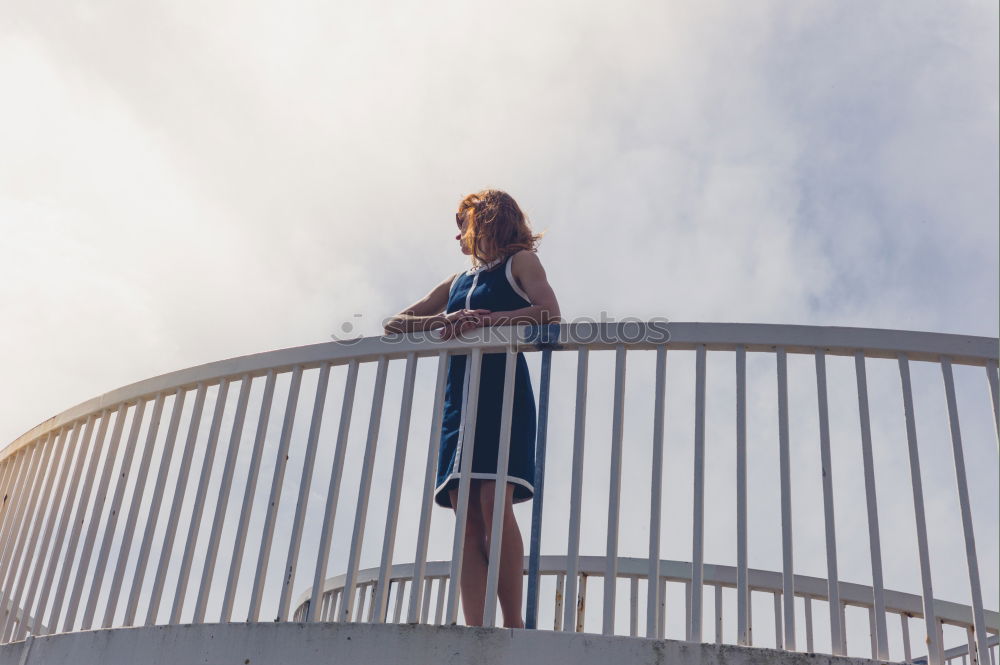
435,309 -> 492,340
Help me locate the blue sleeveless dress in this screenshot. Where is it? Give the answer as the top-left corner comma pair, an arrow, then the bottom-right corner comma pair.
434,252 -> 537,509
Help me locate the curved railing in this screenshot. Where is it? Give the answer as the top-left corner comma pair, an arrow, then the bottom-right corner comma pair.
0,322 -> 997,665
292,556 -> 1000,663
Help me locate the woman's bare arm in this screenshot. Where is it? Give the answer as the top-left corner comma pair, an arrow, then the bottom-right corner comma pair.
383,274 -> 453,334
383,273 -> 489,334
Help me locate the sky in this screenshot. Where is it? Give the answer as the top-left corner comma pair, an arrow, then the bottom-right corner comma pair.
0,0 -> 997,657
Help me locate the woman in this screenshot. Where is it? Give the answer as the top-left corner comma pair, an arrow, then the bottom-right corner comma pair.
384,189 -> 560,628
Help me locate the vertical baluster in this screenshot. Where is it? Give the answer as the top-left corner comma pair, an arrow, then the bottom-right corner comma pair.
193,375 -> 251,624
145,383 -> 208,626
320,592 -> 330,621
373,354 -> 418,623
965,626 -> 978,665
248,366 -> 303,622
6,428 -> 68,639
123,389 -> 186,626
685,580 -> 691,640
0,433 -> 58,639
524,324 -> 560,629
603,344 -> 627,636
746,587 -> 753,646
897,353 -> 940,665
715,584 -> 723,645
902,613 -> 913,663
814,350 -> 844,654
986,360 -> 999,452
315,594 -> 325,622
277,364 -> 332,621
937,620 -> 946,665
34,420 -> 90,634
334,588 -> 344,622
869,606 -> 878,659
407,352 -> 448,623
736,345 -> 750,646
420,578 -> 433,623
553,573 -> 565,631
773,592 -> 783,649
221,370 -> 276,622
0,462 -> 16,572
354,583 -> 367,622
776,347 -> 795,650
434,578 -> 446,625
339,357 -> 389,622
526,343 -> 554,631
658,577 -> 667,639
841,602 -> 848,654
647,345 -> 667,638
629,577 -> 638,637
805,596 -> 814,653
941,357 -> 992,665
392,579 -> 406,624
483,350 -> 519,629
50,412 -> 107,631
562,348 -> 589,632
691,344 -> 707,642
854,352 -> 890,660
366,584 -> 377,622
309,361 -> 359,622
321,590 -> 331,621
78,400 -> 145,634
445,348 -> 483,625
576,574 -> 588,633
350,586 -> 364,622
171,379 -> 232,624
0,461 -> 15,527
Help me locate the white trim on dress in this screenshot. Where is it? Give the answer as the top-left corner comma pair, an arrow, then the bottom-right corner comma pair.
434,472 -> 535,506
505,255 -> 532,303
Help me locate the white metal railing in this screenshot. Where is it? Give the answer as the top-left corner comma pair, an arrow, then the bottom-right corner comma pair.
0,322 -> 996,665
290,556 -> 1000,665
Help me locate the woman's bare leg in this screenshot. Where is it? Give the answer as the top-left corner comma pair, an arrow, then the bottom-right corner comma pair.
449,482 -> 487,626
479,481 -> 525,629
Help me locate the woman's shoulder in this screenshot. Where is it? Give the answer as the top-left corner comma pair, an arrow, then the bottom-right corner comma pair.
509,248 -> 542,271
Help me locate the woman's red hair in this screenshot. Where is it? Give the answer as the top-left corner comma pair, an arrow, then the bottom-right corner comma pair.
458,189 -> 543,267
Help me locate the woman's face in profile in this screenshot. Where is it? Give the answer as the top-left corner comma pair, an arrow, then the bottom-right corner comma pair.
455,210 -> 471,255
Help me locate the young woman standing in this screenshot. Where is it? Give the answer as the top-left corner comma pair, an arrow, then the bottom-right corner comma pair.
384,189 -> 560,628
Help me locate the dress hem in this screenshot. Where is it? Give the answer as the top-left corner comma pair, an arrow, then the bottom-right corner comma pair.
433,472 -> 534,509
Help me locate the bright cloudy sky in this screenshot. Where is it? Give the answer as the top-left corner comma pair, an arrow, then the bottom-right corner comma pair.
0,0 -> 997,654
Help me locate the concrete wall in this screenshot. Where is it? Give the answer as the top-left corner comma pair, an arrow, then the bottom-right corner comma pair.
0,622 -> 897,665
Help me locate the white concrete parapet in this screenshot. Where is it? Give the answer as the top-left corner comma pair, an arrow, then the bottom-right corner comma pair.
0,622 -> 905,665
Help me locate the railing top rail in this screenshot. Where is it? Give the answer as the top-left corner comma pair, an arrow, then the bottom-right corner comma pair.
4,321 -> 997,461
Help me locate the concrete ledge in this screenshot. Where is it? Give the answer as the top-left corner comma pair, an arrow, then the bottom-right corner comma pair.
0,622 -> 899,665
